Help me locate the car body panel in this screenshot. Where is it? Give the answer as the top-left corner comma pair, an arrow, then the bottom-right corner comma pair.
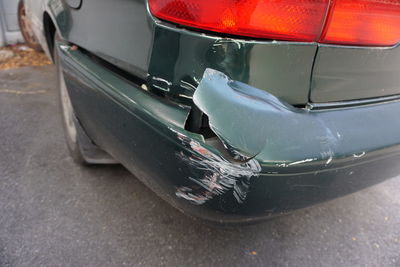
148,24 -> 317,105
27,0 -> 318,105
25,0 -> 400,105
311,44 -> 400,103
194,69 -> 400,166
58,44 -> 400,223
59,0 -> 152,78
23,0 -> 400,223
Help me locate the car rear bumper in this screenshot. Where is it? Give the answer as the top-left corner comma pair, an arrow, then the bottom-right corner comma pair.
59,44 -> 400,224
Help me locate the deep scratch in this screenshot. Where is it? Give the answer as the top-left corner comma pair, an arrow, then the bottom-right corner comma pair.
175,136 -> 261,204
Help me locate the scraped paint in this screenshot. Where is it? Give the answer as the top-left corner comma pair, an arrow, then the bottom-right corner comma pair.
174,135 -> 261,204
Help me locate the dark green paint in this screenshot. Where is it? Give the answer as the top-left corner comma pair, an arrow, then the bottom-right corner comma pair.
195,69 -> 400,173
50,0 -> 153,78
311,44 -> 400,102
58,45 -> 400,223
47,0 -> 317,105
42,0 -> 400,223
148,23 -> 317,105
45,0 -> 400,107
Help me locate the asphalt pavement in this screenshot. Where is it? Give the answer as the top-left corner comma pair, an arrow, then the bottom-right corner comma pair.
0,65 -> 399,266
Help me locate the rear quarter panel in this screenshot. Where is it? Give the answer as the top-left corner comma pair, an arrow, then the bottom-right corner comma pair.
54,0 -> 152,78
311,44 -> 400,103
45,0 -> 318,105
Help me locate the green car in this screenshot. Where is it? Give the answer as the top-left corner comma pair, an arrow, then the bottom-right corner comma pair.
23,0 -> 400,223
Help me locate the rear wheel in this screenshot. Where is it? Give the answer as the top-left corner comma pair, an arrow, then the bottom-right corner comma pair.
18,0 -> 42,51
54,35 -> 117,165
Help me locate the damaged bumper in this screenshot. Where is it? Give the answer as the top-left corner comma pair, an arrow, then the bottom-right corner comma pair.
185,69 -> 400,222
60,46 -> 400,224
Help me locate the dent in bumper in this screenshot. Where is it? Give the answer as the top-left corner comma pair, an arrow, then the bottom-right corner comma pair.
59,44 -> 400,223
193,69 -> 400,174
173,68 -> 400,219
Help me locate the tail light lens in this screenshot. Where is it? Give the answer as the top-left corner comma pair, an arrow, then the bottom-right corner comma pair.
320,0 -> 400,46
149,0 -> 400,47
149,0 -> 331,42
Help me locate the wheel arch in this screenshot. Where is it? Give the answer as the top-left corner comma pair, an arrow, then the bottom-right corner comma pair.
43,11 -> 56,61
42,0 -> 71,62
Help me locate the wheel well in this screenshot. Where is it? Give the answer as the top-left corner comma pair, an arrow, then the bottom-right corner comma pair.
43,12 -> 56,61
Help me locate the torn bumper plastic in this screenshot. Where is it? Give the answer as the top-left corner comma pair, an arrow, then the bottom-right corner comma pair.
60,45 -> 400,224
180,69 -> 400,222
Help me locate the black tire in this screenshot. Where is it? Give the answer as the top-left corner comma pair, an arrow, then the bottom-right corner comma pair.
18,0 -> 42,51
54,34 -> 118,165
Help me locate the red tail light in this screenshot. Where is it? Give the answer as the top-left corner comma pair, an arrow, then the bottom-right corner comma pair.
319,0 -> 400,46
149,0 -> 331,42
149,0 -> 400,47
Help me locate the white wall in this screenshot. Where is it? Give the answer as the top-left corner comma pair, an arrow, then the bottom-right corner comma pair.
0,0 -> 23,46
